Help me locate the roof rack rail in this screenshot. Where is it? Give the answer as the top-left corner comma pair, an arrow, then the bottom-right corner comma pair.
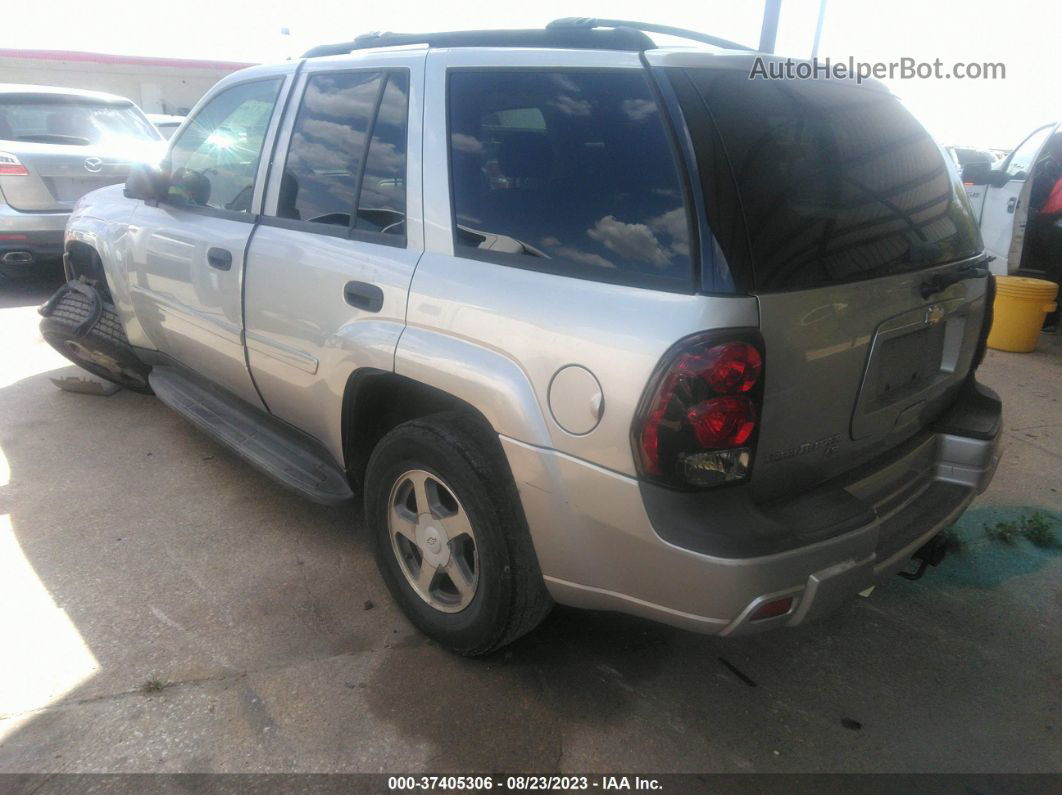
302,27 -> 655,58
546,17 -> 754,52
302,19 -> 752,59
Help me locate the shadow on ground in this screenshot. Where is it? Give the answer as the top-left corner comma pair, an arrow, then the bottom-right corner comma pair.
0,265 -> 64,310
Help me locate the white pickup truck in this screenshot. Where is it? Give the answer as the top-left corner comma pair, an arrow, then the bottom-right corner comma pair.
962,122 -> 1060,275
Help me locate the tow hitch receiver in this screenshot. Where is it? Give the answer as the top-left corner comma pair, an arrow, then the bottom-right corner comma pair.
897,535 -> 949,581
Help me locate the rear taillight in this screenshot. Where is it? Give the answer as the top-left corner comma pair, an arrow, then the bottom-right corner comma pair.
633,332 -> 764,488
971,274 -> 996,372
0,152 -> 28,176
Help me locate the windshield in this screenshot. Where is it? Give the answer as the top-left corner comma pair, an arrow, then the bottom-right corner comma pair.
0,96 -> 160,147
670,69 -> 983,292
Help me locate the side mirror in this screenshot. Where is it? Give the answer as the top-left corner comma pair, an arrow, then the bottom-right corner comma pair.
961,161 -> 994,185
962,161 -> 1010,188
988,169 -> 1012,187
124,161 -> 167,202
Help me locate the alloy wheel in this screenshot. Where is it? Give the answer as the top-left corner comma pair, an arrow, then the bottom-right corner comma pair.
387,469 -> 479,613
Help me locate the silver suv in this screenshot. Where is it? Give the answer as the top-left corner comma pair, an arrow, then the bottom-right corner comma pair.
42,20 -> 1002,655
0,84 -> 161,277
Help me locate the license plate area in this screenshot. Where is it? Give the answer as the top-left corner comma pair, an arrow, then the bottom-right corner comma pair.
851,298 -> 970,441
874,324 -> 946,404
44,176 -> 121,203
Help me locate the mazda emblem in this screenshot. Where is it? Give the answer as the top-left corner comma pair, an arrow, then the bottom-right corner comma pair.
83,157 -> 103,173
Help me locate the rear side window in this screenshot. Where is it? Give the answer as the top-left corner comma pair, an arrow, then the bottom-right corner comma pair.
671,69 -> 981,292
448,70 -> 692,290
356,72 -> 409,236
275,70 -> 408,240
277,71 -> 381,228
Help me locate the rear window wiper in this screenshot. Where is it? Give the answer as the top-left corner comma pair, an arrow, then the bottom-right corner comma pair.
920,258 -> 992,299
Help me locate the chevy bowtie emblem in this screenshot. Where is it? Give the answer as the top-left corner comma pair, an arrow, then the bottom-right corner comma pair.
83,157 -> 103,173
925,304 -> 945,325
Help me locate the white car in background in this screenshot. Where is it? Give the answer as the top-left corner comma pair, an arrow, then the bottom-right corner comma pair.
962,122 -> 1060,275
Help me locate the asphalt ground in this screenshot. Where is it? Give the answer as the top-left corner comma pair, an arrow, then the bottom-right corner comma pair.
0,272 -> 1059,774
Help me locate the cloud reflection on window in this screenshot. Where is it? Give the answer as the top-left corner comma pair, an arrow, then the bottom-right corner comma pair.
449,70 -> 693,286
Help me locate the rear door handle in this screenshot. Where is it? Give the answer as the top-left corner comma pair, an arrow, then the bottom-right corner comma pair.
207,247 -> 232,271
344,281 -> 384,312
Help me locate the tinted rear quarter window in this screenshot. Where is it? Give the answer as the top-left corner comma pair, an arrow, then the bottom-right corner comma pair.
356,72 -> 409,236
448,70 -> 693,290
671,69 -> 981,291
278,72 -> 382,227
275,70 -> 409,240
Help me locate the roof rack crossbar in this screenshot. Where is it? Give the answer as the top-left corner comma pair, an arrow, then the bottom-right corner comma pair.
546,17 -> 754,52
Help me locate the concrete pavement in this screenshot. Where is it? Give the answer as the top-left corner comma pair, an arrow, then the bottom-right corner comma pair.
0,273 -> 1059,774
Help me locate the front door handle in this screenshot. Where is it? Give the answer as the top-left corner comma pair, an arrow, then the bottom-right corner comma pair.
207,247 -> 232,271
1007,196 -> 1018,213
344,280 -> 384,312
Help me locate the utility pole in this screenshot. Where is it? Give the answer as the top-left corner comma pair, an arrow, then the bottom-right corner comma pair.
759,0 -> 782,53
811,0 -> 828,58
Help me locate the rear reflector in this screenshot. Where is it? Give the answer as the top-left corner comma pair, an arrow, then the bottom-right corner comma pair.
0,234 -> 28,241
749,596 -> 793,622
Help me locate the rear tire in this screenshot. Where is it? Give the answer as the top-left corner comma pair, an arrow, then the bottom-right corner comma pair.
39,290 -> 152,393
364,412 -> 552,655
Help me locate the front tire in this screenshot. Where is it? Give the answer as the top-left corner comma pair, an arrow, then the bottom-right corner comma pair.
364,412 -> 552,655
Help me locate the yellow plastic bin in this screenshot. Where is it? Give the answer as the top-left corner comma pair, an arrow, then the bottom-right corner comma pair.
986,276 -> 1059,353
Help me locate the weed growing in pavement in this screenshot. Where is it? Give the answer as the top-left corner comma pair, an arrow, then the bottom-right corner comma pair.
985,519 -> 1023,544
983,512 -> 1058,547
1023,512 -> 1058,548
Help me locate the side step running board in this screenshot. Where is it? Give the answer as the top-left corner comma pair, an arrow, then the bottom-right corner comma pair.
149,367 -> 354,506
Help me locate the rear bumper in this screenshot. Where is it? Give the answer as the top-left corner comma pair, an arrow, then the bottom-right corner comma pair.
0,204 -> 67,269
504,379 -> 1001,636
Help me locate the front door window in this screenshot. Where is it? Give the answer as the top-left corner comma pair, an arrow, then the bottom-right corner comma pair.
165,79 -> 282,213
